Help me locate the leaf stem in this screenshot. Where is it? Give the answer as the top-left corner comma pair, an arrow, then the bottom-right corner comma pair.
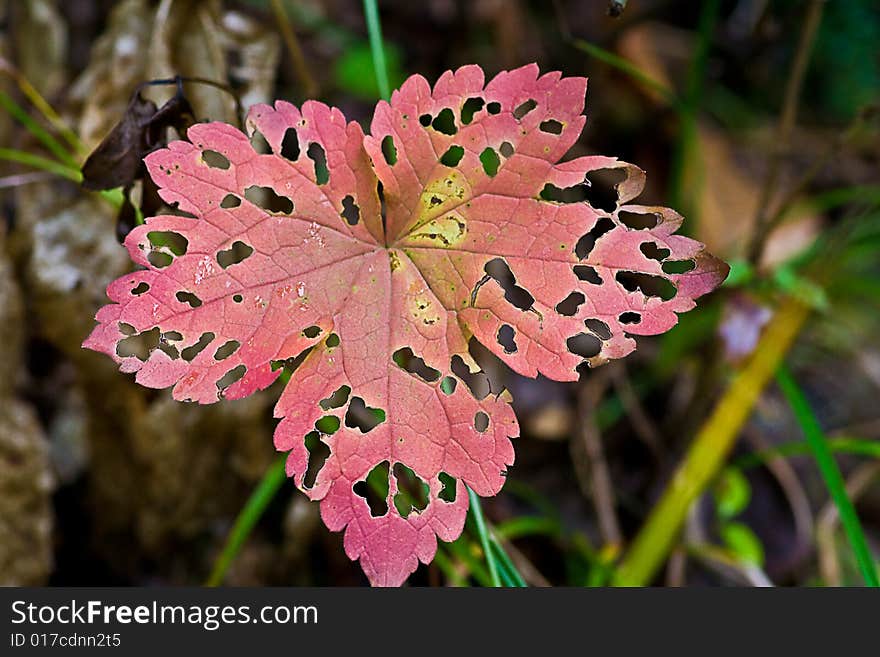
775,365 -> 879,587
747,0 -> 825,265
362,0 -> 391,101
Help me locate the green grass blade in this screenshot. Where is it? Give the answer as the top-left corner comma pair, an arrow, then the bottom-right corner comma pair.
362,0 -> 391,101
0,147 -> 81,182
467,486 -> 502,586
776,365 -> 879,587
489,539 -> 527,587
734,436 -> 880,469
569,38 -> 680,109
0,91 -> 79,168
206,456 -> 288,586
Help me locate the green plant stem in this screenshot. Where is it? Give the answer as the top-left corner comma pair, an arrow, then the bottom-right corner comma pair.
612,297 -> 810,586
0,148 -> 81,181
362,0 -> 391,101
734,437 -> 880,469
467,486 -> 501,587
0,91 -> 80,168
206,456 -> 288,586
668,0 -> 721,217
569,38 -> 681,109
489,540 -> 527,587
775,365 -> 879,587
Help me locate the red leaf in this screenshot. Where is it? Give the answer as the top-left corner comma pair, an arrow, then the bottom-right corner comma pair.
84,64 -> 728,585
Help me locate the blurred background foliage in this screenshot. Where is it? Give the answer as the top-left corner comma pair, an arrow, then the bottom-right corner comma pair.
0,0 -> 878,586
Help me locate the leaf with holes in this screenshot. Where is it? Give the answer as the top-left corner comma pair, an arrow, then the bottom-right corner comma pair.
84,64 -> 728,586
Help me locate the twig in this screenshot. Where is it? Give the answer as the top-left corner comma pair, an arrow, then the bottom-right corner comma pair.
609,362 -> 663,460
612,297 -> 810,586
816,462 -> 880,586
576,375 -> 622,549
747,104 -> 878,264
270,0 -> 318,99
743,427 -> 814,575
747,0 -> 825,265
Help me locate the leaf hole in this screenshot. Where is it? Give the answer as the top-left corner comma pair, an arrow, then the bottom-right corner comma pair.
619,312 -> 641,325
118,322 -> 136,336
440,145 -> 464,167
586,168 -> 627,212
438,472 -> 457,502
574,264 -> 603,284
220,194 -> 241,209
302,431 -> 330,489
216,241 -> 254,269
381,135 -> 397,165
302,325 -> 322,339
616,271 -> 677,300
175,290 -> 202,308
486,101 -> 502,115
201,149 -> 230,169
663,259 -> 696,274
181,332 -> 215,362
116,327 -> 160,361
483,258 -> 535,311
315,415 -> 340,435
147,231 -> 188,256
307,142 -> 329,184
567,333 -> 602,359
148,252 -> 173,268
474,411 -> 490,433
213,339 -> 240,360
341,195 -> 360,225
499,141 -> 514,158
440,376 -> 457,395
431,108 -> 457,135
345,397 -> 386,433
250,130 -> 270,153
496,324 -> 517,354
320,385 -> 351,410
539,119 -> 564,134
325,333 -> 340,348
418,113 -> 433,127
640,242 -> 671,262
353,461 -> 390,517
585,318 -> 612,340
393,463 -> 429,518
392,347 -> 440,382
480,147 -> 500,177
556,291 -> 585,316
513,98 -> 537,120
575,217 -> 615,259
377,181 -> 387,235
243,185 -> 294,214
233,294 -> 243,303
460,97 -> 485,125
131,282 -> 150,295
217,365 -> 246,392
451,355 -> 490,401
280,127 -> 300,161
620,210 -> 659,230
